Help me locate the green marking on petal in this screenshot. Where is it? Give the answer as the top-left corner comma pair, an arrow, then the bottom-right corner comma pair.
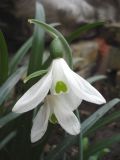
55,81 -> 68,94
50,114 -> 58,124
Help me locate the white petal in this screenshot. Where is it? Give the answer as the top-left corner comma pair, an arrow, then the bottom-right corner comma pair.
58,59 -> 106,104
58,94 -> 82,111
72,72 -> 106,104
31,102 -> 50,143
51,58 -> 82,110
12,70 -> 52,113
64,92 -> 82,111
51,96 -> 80,135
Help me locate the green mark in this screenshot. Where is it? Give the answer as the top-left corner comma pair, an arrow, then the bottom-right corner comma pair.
50,114 -> 58,124
55,81 -> 68,94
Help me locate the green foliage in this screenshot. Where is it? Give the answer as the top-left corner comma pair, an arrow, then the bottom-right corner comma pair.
28,3 -> 45,75
24,70 -> 48,83
9,37 -> 32,74
0,131 -> 17,150
86,110 -> 120,136
83,99 -> 120,135
0,31 -> 8,85
0,67 -> 26,106
87,75 -> 107,84
67,22 -> 104,43
28,19 -> 73,68
0,112 -> 21,128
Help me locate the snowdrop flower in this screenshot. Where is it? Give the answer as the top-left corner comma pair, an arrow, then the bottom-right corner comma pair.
31,95 -> 81,142
12,58 -> 106,142
12,58 -> 106,113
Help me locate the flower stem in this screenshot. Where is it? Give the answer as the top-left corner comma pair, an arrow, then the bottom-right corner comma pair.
75,110 -> 83,160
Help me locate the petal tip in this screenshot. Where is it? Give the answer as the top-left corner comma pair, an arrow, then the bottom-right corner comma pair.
97,96 -> 107,105
12,105 -> 25,113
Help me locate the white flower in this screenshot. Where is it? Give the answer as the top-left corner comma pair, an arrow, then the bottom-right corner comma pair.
12,58 -> 106,142
31,95 -> 80,143
12,58 -> 106,113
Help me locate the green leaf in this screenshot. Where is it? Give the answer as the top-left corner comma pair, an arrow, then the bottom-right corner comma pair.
45,99 -> 120,160
87,75 -> 107,84
28,3 -> 45,75
0,31 -> 8,85
67,22 -> 104,42
0,112 -> 21,128
86,134 -> 120,157
86,110 -> 120,136
9,37 -> 32,74
28,19 -> 73,68
24,69 -> 48,83
0,67 -> 26,105
83,98 -> 120,134
0,131 -> 17,150
9,23 -> 59,75
42,56 -> 53,69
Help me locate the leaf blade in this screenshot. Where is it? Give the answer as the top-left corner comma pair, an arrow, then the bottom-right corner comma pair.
0,31 -> 8,85
9,37 -> 32,74
28,3 -> 45,75
0,67 -> 26,105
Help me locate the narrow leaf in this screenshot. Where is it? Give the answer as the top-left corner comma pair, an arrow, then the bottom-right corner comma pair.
0,67 -> 26,105
24,69 -> 47,83
87,75 -> 107,84
67,22 -> 104,42
83,98 -> 120,134
0,131 -> 17,150
28,3 -> 45,75
0,31 -> 8,85
86,110 -> 120,136
9,37 -> 32,74
0,112 -> 21,128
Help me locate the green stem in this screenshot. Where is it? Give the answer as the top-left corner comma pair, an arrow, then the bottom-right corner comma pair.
76,110 -> 83,160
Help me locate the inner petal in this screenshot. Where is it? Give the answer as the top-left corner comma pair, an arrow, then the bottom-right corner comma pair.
50,58 -> 69,95
55,81 -> 68,94
49,114 -> 58,124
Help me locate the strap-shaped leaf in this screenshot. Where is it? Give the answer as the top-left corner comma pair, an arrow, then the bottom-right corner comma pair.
0,31 -> 8,85
24,69 -> 48,83
0,131 -> 17,150
28,3 -> 45,75
0,112 -> 21,128
86,110 -> 120,136
0,67 -> 26,105
87,75 -> 107,84
9,37 -> 32,74
82,98 -> 120,134
67,22 -> 104,42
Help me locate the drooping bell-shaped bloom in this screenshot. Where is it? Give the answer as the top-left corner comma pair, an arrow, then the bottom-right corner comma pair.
12,57 -> 106,142
31,95 -> 81,143
12,58 -> 106,113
